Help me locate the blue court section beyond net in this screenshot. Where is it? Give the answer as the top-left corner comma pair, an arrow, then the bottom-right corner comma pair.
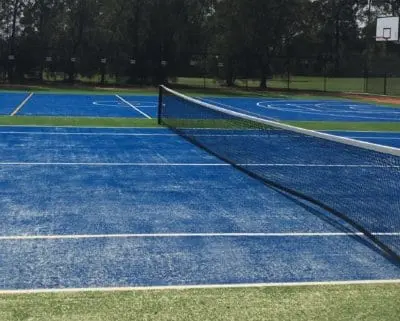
199,97 -> 400,122
0,92 -> 29,114
0,126 -> 399,290
18,94 -> 156,118
2,91 -> 399,122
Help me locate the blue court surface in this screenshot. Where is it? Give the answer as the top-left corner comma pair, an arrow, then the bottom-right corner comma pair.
0,92 -> 30,115
0,126 -> 399,291
19,94 -> 156,118
202,97 -> 400,122
326,131 -> 400,148
2,92 -> 400,122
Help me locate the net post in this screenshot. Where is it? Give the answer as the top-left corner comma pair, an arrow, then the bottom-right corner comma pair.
157,85 -> 163,125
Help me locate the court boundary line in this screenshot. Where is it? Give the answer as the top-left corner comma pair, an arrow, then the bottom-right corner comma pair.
116,94 -> 152,119
0,125 -> 166,129
323,130 -> 400,133
1,232 -> 399,241
0,131 -> 399,142
200,97 -> 280,121
10,93 -> 34,116
0,162 -> 398,168
1,279 -> 399,295
256,101 -> 400,122
0,131 -> 176,136
347,136 -> 400,140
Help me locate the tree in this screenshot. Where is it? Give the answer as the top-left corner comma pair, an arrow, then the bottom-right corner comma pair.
213,0 -> 308,88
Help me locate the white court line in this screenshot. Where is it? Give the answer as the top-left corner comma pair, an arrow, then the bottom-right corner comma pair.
0,162 -> 226,166
1,131 -> 399,141
115,95 -> 152,119
324,130 -> 400,133
10,93 -> 34,116
201,98 -> 280,121
0,131 -> 176,136
0,125 -> 166,129
256,102 -> 400,121
1,279 -> 399,295
0,162 -> 398,168
0,232 -> 399,241
348,136 -> 400,140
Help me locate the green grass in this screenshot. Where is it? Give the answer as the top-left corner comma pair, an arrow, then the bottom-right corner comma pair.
1,116 -> 398,132
0,116 -> 159,127
3,75 -> 400,97
172,76 -> 368,93
0,85 -> 158,96
287,121 -> 400,132
0,83 -> 278,98
0,284 -> 399,321
171,76 -> 400,98
3,76 -> 400,102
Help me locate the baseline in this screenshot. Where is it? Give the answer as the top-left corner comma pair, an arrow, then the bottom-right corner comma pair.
1,279 -> 400,295
1,232 -> 399,241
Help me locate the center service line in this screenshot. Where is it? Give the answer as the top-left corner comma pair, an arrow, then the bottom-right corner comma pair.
115,95 -> 152,119
10,93 -> 34,116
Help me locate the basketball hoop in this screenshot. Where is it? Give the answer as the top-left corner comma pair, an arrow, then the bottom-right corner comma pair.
376,16 -> 399,42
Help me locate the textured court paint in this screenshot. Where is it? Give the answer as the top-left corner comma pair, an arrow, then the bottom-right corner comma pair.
0,93 -> 29,115
0,237 -> 399,290
2,91 -> 400,122
203,97 -> 400,122
19,94 -> 156,118
325,131 -> 400,148
0,164 -> 360,236
0,126 -> 399,291
1,232 -> 399,241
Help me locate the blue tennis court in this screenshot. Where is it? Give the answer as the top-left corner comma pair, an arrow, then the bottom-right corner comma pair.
0,126 -> 399,291
326,131 -> 400,148
2,92 -> 400,122
201,97 -> 400,122
19,94 -> 156,118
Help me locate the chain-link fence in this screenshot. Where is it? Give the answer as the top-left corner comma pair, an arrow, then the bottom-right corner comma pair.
1,48 -> 400,96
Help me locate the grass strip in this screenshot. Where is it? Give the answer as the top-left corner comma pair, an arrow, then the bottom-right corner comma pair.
0,86 -> 158,96
0,284 -> 398,321
0,117 -> 398,132
0,85 -> 284,98
0,116 -> 159,127
287,121 -> 400,132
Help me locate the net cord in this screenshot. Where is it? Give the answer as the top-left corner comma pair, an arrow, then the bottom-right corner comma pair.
160,85 -> 400,157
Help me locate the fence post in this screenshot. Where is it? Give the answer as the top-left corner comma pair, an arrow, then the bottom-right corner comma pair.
384,72 -> 387,95
287,57 -> 291,91
203,53 -> 207,89
158,85 -> 163,125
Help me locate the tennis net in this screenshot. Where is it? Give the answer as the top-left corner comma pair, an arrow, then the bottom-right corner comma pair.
158,85 -> 400,260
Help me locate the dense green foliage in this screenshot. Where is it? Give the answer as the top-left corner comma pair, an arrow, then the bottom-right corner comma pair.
1,0 -> 400,86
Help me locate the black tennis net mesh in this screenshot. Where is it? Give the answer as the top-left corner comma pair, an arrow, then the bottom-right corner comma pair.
158,85 -> 400,260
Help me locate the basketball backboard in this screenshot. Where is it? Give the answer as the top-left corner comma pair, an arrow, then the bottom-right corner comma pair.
376,16 -> 399,42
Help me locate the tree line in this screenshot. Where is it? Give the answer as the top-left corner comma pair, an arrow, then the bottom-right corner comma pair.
1,0 -> 399,86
